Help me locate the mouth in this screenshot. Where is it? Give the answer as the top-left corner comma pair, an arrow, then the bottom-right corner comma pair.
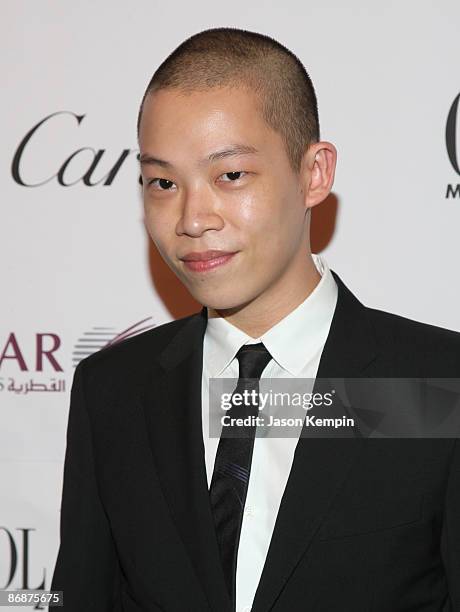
179,250 -> 238,273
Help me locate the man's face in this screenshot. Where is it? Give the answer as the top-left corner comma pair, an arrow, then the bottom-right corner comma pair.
138,85 -> 310,312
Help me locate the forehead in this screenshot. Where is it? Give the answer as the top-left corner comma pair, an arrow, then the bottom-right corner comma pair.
138,86 -> 279,154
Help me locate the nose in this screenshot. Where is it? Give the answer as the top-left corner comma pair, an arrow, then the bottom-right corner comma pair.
175,185 -> 224,237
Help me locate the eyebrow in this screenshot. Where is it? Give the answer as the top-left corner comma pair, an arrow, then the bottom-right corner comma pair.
139,144 -> 260,169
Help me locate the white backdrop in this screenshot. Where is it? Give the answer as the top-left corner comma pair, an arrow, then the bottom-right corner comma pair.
1,1 -> 459,607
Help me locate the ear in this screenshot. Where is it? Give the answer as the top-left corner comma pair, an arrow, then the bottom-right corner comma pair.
301,141 -> 337,208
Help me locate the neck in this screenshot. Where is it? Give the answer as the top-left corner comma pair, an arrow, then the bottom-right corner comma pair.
207,253 -> 321,338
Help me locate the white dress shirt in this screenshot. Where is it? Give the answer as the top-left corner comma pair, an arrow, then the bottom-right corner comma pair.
201,254 -> 338,612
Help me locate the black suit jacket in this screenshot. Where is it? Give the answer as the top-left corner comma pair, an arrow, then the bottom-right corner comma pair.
50,270 -> 460,611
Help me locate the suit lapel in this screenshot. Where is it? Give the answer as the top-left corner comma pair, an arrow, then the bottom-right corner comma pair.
143,308 -> 232,612
251,270 -> 378,611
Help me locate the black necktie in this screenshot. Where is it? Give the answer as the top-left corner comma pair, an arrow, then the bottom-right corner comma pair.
209,342 -> 272,607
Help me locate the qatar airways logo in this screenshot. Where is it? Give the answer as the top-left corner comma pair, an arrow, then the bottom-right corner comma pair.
0,319 -> 156,395
11,111 -> 139,187
71,317 -> 156,366
0,332 -> 65,395
446,92 -> 460,198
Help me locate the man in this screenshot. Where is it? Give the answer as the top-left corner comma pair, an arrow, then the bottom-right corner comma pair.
50,27 -> 460,611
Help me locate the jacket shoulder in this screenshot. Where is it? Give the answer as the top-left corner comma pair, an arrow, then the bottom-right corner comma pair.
366,306 -> 460,375
74,311 -> 199,381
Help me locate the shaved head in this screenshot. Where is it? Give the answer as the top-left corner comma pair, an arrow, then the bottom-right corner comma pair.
137,27 -> 320,174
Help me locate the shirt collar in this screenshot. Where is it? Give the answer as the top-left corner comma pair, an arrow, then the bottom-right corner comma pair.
203,254 -> 338,377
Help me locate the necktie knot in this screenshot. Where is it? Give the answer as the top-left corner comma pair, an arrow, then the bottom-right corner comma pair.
235,342 -> 272,379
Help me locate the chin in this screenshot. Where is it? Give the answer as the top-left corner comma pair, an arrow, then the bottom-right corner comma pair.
191,287 -> 254,313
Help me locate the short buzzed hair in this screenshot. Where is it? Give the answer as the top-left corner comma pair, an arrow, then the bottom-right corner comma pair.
137,27 -> 320,174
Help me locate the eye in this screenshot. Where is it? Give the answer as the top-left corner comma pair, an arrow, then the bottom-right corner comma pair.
147,178 -> 176,191
219,171 -> 247,182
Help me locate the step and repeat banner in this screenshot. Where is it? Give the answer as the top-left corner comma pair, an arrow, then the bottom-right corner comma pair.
1,1 -> 459,607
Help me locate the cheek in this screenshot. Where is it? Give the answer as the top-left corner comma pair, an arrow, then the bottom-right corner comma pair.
144,203 -> 173,249
234,185 -> 283,231
237,188 -> 296,251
